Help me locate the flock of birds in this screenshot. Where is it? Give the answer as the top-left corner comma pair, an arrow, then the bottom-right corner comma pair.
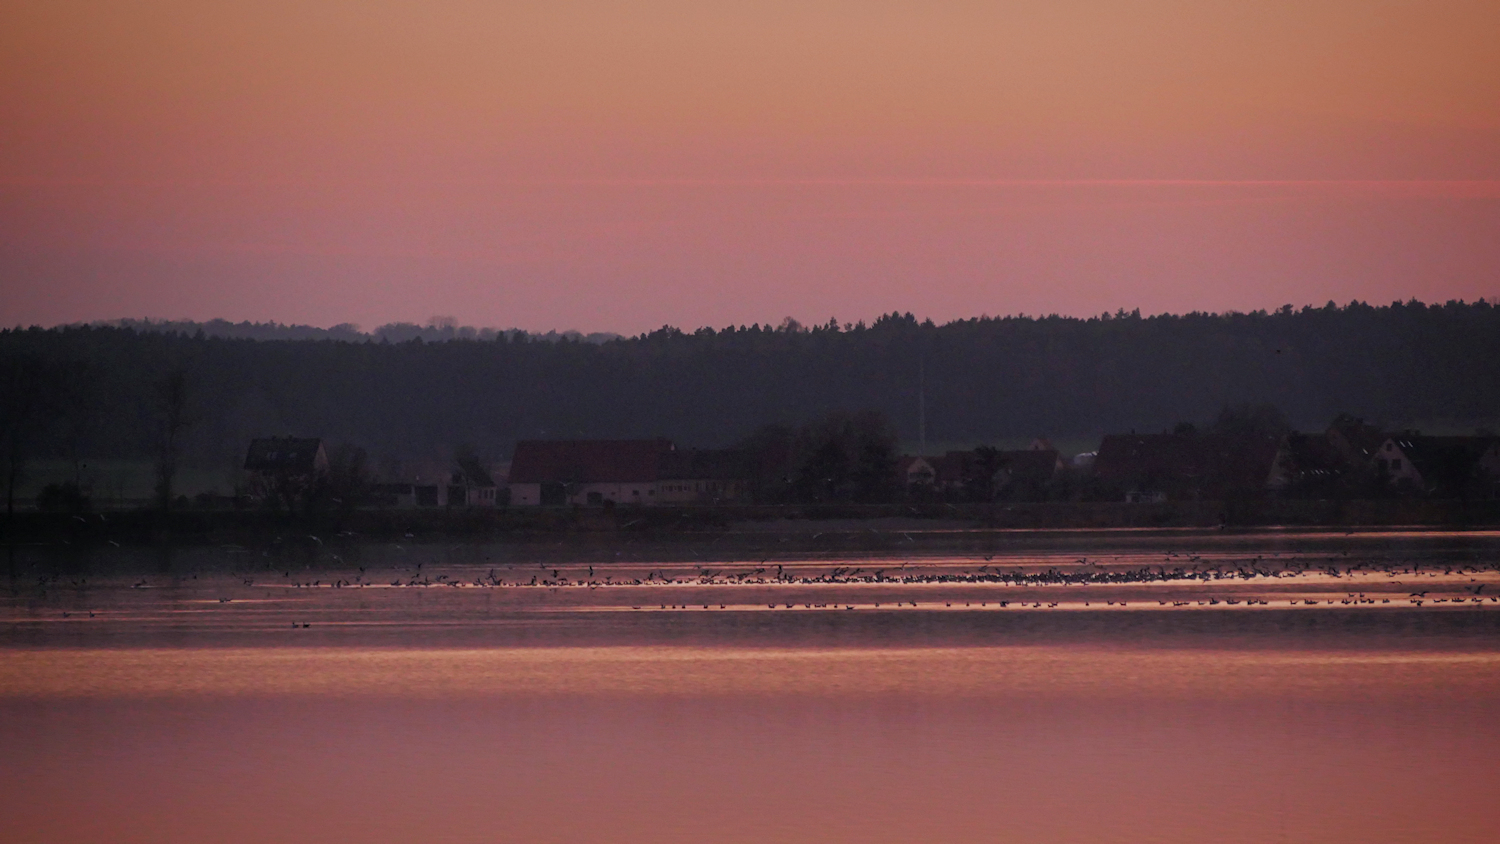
19,543 -> 1498,625
10,520 -> 1500,628
272,548 -> 1499,594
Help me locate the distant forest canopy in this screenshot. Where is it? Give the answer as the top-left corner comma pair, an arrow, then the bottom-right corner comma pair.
4,299 -> 1499,471
86,317 -> 624,345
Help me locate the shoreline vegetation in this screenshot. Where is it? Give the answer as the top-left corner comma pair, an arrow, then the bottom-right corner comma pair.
5,499 -> 1500,547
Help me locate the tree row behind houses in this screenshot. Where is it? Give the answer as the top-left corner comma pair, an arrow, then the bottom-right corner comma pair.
205,407 -> 1498,518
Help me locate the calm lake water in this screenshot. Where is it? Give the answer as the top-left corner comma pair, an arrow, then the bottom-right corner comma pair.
4,528 -> 1499,843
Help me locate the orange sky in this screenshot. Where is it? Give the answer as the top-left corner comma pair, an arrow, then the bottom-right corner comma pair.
3,1 -> 1499,331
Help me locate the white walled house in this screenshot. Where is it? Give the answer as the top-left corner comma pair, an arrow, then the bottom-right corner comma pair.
1375,438 -> 1423,488
1375,435 -> 1500,496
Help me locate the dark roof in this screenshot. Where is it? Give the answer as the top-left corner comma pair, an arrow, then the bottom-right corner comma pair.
245,437 -> 325,473
1280,433 -> 1346,474
509,439 -> 674,484
1327,417 -> 1386,462
1270,433 -> 1348,490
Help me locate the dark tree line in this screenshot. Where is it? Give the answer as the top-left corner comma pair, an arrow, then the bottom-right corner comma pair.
3,299 -> 1499,477
734,410 -> 900,504
92,317 -> 621,345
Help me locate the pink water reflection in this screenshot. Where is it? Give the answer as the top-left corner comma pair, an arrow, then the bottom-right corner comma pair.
3,644 -> 1498,843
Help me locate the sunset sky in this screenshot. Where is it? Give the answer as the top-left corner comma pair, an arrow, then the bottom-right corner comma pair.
3,1 -> 1498,333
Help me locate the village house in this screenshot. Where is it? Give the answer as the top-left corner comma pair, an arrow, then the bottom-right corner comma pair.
244,436 -> 329,477
508,439 -> 675,506
1267,432 -> 1348,495
897,455 -> 939,488
370,460 -> 460,508
1094,435 -> 1193,502
447,455 -> 500,507
993,447 -> 1066,499
898,444 -> 1064,501
370,482 -> 421,508
656,448 -> 750,504
1325,415 -> 1386,470
244,437 -> 328,503
1374,437 -> 1416,487
896,452 -> 970,495
1374,435 -> 1499,496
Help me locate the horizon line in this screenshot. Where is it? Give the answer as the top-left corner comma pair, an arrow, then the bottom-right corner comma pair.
22,298 -> 1495,337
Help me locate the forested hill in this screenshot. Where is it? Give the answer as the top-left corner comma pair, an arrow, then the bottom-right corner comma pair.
5,300 -> 1499,466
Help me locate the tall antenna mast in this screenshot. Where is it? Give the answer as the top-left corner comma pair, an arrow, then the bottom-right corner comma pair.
919,357 -> 927,455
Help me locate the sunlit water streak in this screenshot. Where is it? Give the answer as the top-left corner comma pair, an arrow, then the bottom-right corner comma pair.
6,645 -> 1500,700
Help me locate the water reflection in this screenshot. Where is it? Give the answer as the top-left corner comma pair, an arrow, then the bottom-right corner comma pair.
3,646 -> 1497,844
7,529 -> 1500,650
3,530 -> 1499,843
5,644 -> 1500,700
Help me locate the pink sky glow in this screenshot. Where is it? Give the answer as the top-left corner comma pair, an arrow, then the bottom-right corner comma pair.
3,1 -> 1498,333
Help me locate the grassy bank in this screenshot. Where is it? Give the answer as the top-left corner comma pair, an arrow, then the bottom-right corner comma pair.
4,498 -> 1500,547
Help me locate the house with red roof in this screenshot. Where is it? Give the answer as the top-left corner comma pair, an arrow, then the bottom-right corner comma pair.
508,439 -> 676,506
